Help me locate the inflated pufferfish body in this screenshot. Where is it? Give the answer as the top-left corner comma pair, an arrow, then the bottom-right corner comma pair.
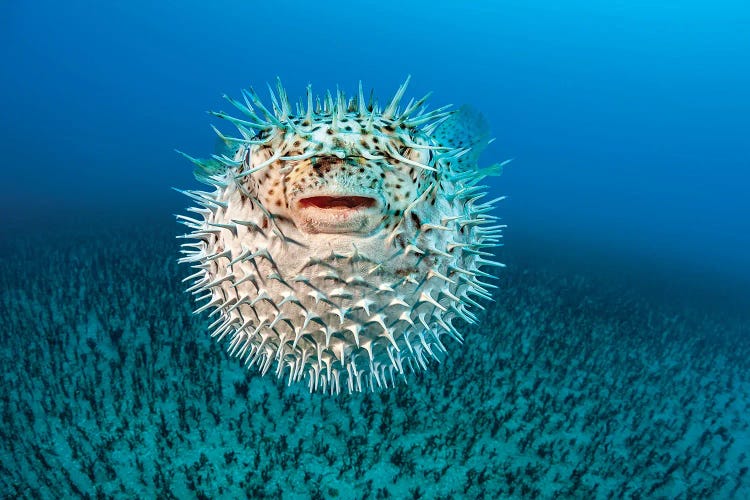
177,77 -> 507,393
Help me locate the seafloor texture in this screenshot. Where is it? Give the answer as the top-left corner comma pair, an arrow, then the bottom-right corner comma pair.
1,220 -> 748,499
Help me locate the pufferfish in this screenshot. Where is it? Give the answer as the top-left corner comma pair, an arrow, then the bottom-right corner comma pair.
177,77 -> 507,394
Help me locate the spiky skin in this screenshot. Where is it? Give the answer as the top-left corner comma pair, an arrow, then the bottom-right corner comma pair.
178,77 -> 507,394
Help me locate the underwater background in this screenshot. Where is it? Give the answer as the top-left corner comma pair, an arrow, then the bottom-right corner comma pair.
1,0 -> 749,498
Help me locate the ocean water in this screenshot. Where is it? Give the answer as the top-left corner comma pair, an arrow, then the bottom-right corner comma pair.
1,1 -> 749,498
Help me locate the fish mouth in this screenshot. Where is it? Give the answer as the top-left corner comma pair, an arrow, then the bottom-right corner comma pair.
293,194 -> 382,234
298,195 -> 377,210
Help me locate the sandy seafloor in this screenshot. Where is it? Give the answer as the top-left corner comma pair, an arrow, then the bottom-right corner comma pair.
0,215 -> 748,499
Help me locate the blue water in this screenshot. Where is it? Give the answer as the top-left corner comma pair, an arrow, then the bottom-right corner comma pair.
1,1 -> 749,497
2,1 -> 749,311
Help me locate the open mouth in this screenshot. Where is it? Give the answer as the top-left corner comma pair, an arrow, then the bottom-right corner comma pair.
298,195 -> 377,210
293,194 -> 381,234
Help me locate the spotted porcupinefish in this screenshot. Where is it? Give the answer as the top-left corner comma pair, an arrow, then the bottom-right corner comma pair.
177,77 -> 507,394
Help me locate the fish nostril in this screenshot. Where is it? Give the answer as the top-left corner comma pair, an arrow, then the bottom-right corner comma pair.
310,155 -> 364,169
311,156 -> 337,170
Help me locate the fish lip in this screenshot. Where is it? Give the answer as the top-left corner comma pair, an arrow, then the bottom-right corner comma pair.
297,195 -> 377,210
291,192 -> 384,234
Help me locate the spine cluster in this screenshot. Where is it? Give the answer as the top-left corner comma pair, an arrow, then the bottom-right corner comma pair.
176,79 -> 506,392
